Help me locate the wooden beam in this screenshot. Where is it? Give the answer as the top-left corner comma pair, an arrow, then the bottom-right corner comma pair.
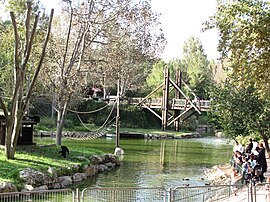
161,68 -> 169,131
169,78 -> 201,114
137,83 -> 163,106
142,104 -> 162,120
168,108 -> 196,126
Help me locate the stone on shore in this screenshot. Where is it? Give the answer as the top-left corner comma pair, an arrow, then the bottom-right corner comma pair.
0,182 -> 18,193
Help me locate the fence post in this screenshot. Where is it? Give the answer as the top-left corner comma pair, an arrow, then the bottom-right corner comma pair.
170,188 -> 173,202
249,182 -> 253,202
75,188 -> 80,202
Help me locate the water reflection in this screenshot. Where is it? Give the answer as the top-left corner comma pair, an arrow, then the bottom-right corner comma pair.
71,137 -> 232,189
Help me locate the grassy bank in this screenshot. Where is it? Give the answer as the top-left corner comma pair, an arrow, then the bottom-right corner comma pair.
0,140 -> 105,186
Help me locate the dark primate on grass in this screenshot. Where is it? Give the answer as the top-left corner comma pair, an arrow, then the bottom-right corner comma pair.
59,146 -> 69,158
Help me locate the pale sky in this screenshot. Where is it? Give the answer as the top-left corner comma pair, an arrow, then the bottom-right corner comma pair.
41,0 -> 219,62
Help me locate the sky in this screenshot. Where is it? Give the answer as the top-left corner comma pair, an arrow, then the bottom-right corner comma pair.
40,0 -> 219,62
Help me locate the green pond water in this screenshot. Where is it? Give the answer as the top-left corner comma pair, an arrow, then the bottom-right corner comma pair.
68,137 -> 233,189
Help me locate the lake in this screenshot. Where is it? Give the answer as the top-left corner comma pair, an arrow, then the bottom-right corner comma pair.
69,137 -> 233,189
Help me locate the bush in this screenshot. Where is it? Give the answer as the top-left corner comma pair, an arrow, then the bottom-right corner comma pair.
63,119 -> 75,129
37,117 -> 56,129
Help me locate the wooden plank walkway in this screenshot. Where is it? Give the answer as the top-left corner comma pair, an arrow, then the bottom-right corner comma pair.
128,98 -> 210,111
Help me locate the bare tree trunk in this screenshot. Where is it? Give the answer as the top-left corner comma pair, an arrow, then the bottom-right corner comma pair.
0,4 -> 54,159
56,101 -> 68,145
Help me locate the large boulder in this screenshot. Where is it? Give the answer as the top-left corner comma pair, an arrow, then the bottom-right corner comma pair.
83,165 -> 97,176
33,185 -> 48,191
19,168 -> 56,187
0,182 -> 17,193
90,155 -> 103,165
90,154 -> 121,166
72,173 -> 87,182
58,176 -> 73,187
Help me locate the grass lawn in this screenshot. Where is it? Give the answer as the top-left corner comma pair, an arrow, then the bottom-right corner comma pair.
0,140 -> 104,186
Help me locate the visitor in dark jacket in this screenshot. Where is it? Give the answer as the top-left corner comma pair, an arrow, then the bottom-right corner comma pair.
257,143 -> 267,182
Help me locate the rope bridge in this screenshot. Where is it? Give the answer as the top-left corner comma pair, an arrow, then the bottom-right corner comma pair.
64,102 -> 116,140
63,121 -> 115,140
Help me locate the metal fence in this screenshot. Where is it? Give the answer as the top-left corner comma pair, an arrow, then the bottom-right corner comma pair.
0,189 -> 75,202
170,184 -> 245,202
254,182 -> 270,202
81,187 -> 167,202
0,184 -> 269,202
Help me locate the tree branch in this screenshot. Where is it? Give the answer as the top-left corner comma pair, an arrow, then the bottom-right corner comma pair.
23,9 -> 54,112
24,0 -> 32,57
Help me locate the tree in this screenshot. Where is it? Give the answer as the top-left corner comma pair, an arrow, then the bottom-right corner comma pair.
205,0 -> 270,98
0,1 -> 53,159
181,37 -> 213,99
210,82 -> 270,153
146,59 -> 181,97
88,0 -> 166,98
43,0 -> 165,145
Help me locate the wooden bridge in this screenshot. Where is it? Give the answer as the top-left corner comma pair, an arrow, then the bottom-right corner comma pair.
125,68 -> 211,131
128,98 -> 210,111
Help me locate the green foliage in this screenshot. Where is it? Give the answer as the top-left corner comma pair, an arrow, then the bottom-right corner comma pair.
181,37 -> 213,99
63,119 -> 75,129
209,81 -> 270,140
145,60 -> 167,96
37,118 -> 56,130
120,105 -> 159,128
205,0 -> 270,98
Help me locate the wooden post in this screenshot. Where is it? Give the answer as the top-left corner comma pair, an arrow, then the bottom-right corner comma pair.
174,69 -> 182,131
161,68 -> 169,131
116,79 -> 120,147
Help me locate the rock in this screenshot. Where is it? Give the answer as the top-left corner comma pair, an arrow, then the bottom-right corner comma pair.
48,167 -> 57,177
0,182 -> 18,193
53,183 -> 62,189
21,184 -> 34,192
33,185 -> 48,191
204,165 -> 231,185
97,164 -> 108,172
83,165 -> 97,176
19,168 -> 56,187
58,176 -> 73,187
71,164 -> 80,173
105,162 -> 115,167
72,173 -> 87,182
76,156 -> 90,163
90,155 -> 103,165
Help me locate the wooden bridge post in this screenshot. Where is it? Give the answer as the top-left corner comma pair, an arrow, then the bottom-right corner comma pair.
161,68 -> 169,131
174,69 -> 181,131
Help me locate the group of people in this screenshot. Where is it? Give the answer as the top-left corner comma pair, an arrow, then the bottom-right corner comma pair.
232,139 -> 267,184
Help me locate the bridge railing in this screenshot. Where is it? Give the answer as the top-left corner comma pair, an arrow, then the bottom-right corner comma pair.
128,98 -> 210,111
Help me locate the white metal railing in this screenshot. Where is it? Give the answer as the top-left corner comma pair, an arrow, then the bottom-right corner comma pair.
1,183 -> 266,202
0,189 -> 75,202
81,187 -> 167,202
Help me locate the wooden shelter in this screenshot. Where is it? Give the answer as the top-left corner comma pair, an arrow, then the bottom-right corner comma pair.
0,112 -> 39,145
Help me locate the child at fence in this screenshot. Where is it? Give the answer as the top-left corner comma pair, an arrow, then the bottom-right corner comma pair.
230,168 -> 238,196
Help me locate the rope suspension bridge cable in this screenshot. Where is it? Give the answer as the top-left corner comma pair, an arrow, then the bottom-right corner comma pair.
75,101 -> 116,132
67,103 -> 110,114
66,101 -> 117,140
